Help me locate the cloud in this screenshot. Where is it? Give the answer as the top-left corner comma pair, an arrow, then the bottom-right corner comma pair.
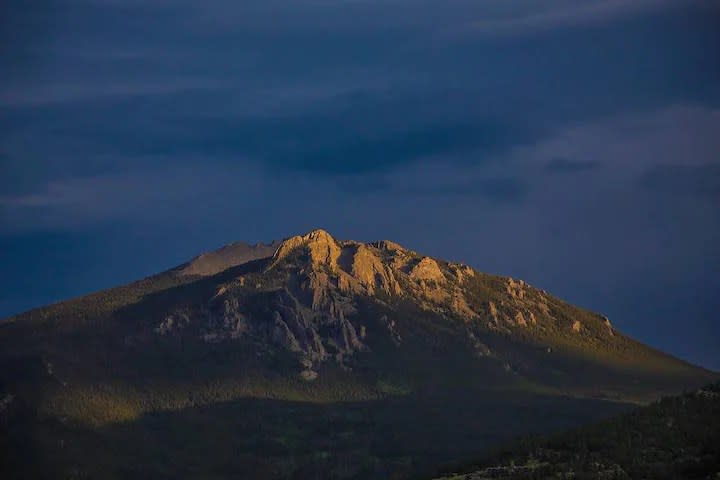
0,166 -> 252,230
4,104 -> 718,233
2,88 -> 539,177
2,0 -> 718,190
505,104 -> 720,176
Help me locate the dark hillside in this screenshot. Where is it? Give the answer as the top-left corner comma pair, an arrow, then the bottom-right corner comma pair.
433,383 -> 720,480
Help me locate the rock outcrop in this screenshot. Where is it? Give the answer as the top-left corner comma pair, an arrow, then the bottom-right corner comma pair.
271,229 -> 341,269
408,257 -> 445,283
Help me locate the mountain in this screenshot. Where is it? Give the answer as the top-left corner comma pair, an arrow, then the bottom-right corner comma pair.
432,382 -> 720,479
175,240 -> 281,277
0,229 -> 716,479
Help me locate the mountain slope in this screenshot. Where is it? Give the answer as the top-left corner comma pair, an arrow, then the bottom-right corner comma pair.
0,229 -> 716,478
175,240 -> 281,277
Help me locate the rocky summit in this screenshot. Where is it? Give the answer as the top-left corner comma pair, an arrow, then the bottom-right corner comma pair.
149,229 -> 695,389
0,229 -> 716,479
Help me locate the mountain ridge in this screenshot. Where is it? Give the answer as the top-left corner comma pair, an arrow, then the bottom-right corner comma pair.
175,239 -> 282,277
3,229 -> 713,371
154,229 -> 707,377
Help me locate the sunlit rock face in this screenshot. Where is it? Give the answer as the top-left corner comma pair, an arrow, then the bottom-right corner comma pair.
156,229 -> 622,377
272,229 -> 342,269
408,257 -> 445,283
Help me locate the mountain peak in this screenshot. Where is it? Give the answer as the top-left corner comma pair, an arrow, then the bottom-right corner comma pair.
166,229 -> 704,388
272,228 -> 341,268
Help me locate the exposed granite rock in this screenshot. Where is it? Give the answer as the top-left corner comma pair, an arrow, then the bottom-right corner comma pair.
266,289 -> 329,361
332,314 -> 365,354
506,278 -> 526,300
271,229 -> 341,269
450,288 -> 478,321
450,263 -> 475,283
514,311 -> 528,327
372,239 -> 406,252
300,369 -> 318,381
488,301 -> 499,317
210,297 -> 249,336
537,297 -> 551,316
338,243 -> 401,296
382,315 -> 402,345
409,257 -> 446,283
271,312 -> 302,352
156,310 -> 191,336
467,329 -> 492,357
603,315 -> 615,336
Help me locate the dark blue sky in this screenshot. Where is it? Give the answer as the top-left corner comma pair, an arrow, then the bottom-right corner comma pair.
1,0 -> 719,369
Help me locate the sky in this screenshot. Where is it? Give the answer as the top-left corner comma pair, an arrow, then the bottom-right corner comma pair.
1,0 -> 719,369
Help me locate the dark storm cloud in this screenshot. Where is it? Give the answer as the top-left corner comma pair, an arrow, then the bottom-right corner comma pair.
2,0 -> 719,185
1,86 -> 539,177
